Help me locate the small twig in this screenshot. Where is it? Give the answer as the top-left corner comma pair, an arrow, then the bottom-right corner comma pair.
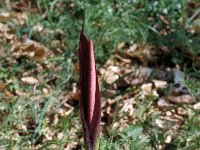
187,7 -> 200,25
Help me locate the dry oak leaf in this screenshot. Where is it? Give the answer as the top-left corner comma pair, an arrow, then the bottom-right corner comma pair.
12,39 -> 51,60
0,11 -> 28,25
0,81 -> 14,102
99,66 -> 119,84
15,90 -> 28,97
168,95 -> 195,104
21,77 -> 39,85
157,98 -> 171,107
0,81 -> 6,90
141,83 -> 153,95
152,80 -> 167,89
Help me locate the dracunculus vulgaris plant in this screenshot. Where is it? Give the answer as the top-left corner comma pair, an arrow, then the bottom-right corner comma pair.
78,21 -> 101,150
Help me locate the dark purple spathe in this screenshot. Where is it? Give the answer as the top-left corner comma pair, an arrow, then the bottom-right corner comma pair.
78,21 -> 101,150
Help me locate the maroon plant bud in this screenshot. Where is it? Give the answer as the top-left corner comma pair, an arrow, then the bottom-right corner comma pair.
78,21 -> 101,150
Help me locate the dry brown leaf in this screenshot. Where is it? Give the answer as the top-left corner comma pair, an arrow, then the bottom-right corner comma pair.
21,76 -> 39,85
173,114 -> 184,121
117,42 -> 125,49
4,89 -> 13,98
177,107 -> 187,116
15,90 -> 28,97
0,12 -> 10,21
0,81 -> 14,102
141,83 -> 152,95
157,98 -> 171,107
159,115 -> 180,123
152,80 -> 167,88
160,15 -> 169,25
168,95 -> 195,104
99,67 -> 119,84
11,12 -> 28,25
42,88 -> 49,94
166,111 -> 172,116
131,78 -> 144,85
0,23 -> 9,32
109,66 -> 121,74
0,11 -> 28,25
12,39 -> 51,60
115,54 -> 132,63
120,97 -> 136,117
0,81 -> 6,90
127,44 -> 138,52
4,32 -> 14,40
11,0 -> 37,13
